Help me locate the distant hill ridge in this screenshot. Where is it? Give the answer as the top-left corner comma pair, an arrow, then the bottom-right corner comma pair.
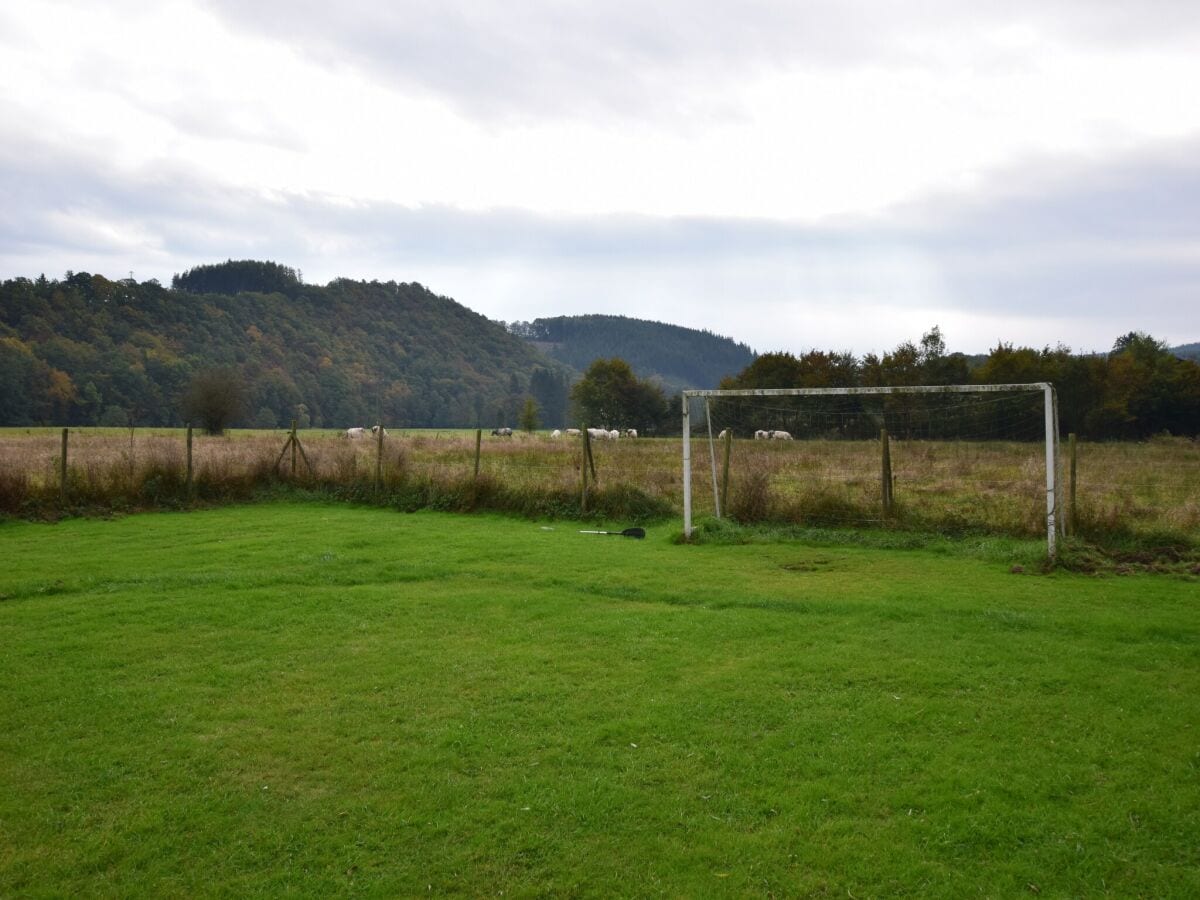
1171,342 -> 1200,361
507,314 -> 756,393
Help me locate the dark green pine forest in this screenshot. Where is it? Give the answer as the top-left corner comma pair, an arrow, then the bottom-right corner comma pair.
508,314 -> 756,396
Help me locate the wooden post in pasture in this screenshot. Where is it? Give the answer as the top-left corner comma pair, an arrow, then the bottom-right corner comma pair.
473,429 -> 482,479
375,421 -> 384,492
273,421 -> 314,479
880,428 -> 894,517
719,428 -> 733,517
580,427 -> 593,514
1067,432 -> 1077,536
185,424 -> 194,501
59,427 -> 68,505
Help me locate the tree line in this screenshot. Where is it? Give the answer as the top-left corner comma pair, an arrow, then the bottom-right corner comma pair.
711,328 -> 1200,440
2,264 -> 1195,441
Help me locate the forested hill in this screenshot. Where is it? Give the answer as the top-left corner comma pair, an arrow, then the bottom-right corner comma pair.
1171,342 -> 1200,361
0,265 -> 574,428
507,314 -> 756,393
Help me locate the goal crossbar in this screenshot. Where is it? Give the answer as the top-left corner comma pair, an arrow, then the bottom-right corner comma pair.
681,383 -> 1061,556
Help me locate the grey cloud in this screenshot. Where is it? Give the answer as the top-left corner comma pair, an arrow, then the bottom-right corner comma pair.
195,0 -> 1200,122
2,131 -> 1197,351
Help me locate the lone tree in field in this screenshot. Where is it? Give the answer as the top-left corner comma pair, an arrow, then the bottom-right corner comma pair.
519,396 -> 539,433
571,357 -> 667,431
182,368 -> 246,435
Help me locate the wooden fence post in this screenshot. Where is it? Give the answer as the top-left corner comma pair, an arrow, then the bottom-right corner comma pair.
880,428 -> 893,517
473,429 -> 482,479
720,428 -> 733,516
580,427 -> 592,514
60,427 -> 68,505
585,429 -> 597,482
1068,432 -> 1077,536
375,421 -> 384,492
290,419 -> 298,478
186,424 -> 194,501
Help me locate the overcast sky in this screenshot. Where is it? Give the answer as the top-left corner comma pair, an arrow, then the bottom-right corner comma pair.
2,0 -> 1198,355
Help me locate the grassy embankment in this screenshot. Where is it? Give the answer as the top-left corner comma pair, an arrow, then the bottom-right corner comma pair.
2,504 -> 1197,896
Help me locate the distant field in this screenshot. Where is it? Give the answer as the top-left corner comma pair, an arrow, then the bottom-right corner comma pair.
0,427 -> 1197,544
1,504 -> 1197,896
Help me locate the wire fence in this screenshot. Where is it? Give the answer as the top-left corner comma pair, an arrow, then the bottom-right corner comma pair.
0,426 -> 1197,540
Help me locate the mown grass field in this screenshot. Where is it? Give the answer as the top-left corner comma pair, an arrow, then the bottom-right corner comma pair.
2,504 -> 1197,896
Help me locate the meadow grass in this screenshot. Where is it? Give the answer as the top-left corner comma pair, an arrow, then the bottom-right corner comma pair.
1,504 -> 1198,897
0,427 -> 1196,551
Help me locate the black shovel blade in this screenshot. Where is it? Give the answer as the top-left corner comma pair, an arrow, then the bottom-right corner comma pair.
579,527 -> 646,539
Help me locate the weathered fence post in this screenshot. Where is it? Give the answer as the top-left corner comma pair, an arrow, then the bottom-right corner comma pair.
60,427 -> 68,505
473,428 -> 482,479
880,428 -> 893,517
273,423 -> 313,479
374,421 -> 384,492
586,429 -> 597,482
720,428 -> 733,517
186,424 -> 194,501
1068,432 -> 1077,536
580,427 -> 593,514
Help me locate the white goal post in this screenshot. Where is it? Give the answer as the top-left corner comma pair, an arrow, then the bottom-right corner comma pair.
681,383 -> 1062,557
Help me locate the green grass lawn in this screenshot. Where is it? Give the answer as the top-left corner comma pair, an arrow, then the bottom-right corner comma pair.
1,505 -> 1197,897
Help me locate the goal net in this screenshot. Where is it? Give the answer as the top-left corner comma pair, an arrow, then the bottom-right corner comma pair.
682,384 -> 1061,555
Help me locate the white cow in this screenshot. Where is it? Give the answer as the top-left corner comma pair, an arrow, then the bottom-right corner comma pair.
372,425 -> 388,437
550,429 -> 562,438
754,429 -> 770,440
565,428 -> 582,437
586,427 -> 610,441
718,429 -> 730,439
770,430 -> 793,440
608,429 -> 620,440
345,427 -> 368,439
625,428 -> 638,438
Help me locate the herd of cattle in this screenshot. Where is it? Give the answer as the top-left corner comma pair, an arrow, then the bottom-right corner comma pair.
344,426 -> 792,439
343,425 -> 388,439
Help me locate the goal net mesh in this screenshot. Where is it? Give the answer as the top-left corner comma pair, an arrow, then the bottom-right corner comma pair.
688,388 -> 1052,538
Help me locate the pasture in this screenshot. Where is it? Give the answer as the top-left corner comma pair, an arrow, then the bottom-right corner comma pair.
1,427 -> 1197,551
1,504 -> 1198,896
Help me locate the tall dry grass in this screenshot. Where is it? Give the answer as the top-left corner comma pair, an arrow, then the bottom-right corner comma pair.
0,428 -> 1196,545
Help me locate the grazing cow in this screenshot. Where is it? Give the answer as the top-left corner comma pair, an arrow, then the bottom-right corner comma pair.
587,427 -> 611,441
371,425 -> 388,437
770,430 -> 793,440
754,429 -> 770,440
550,429 -> 562,438
345,427 -> 368,439
718,429 -> 729,439
609,429 -> 620,440
565,428 -> 582,437
491,427 -> 513,437
625,428 -> 638,438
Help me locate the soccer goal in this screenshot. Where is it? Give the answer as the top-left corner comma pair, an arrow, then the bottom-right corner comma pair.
681,383 -> 1062,557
